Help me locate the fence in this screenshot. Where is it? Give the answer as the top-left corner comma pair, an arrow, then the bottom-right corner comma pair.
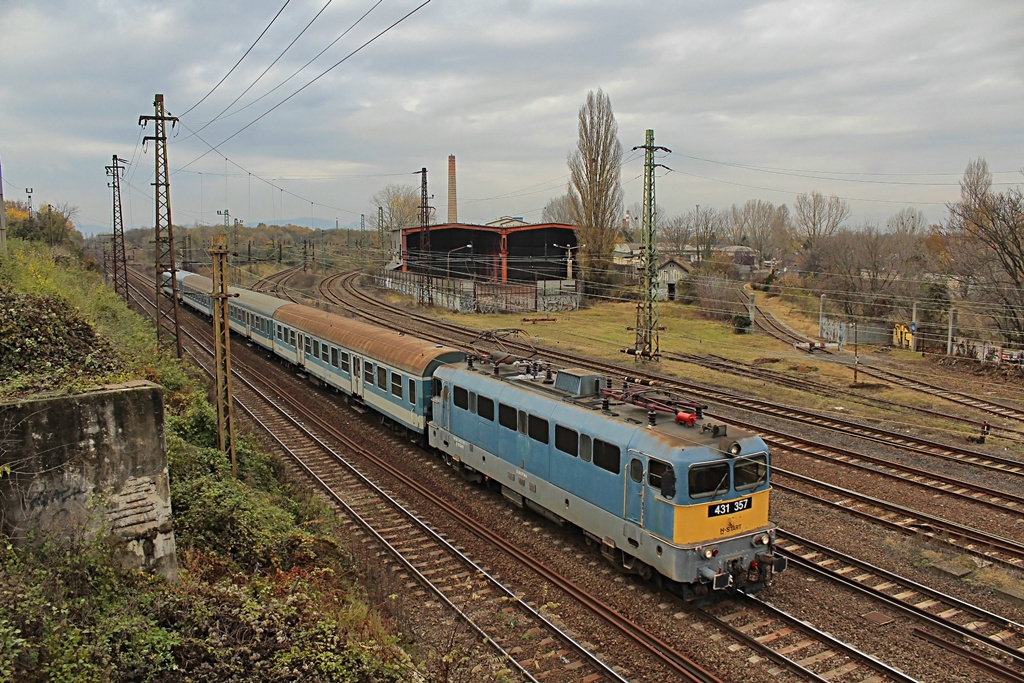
374,269 -> 581,314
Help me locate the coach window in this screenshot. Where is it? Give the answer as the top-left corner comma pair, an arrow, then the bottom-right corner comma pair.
408,378 -> 416,404
555,425 -> 578,456
341,352 -> 350,373
498,403 -> 517,430
331,347 -> 339,368
688,462 -> 730,499
376,366 -> 387,390
735,455 -> 768,491
391,372 -> 403,399
593,439 -> 620,474
528,415 -> 549,444
277,326 -> 283,341
312,340 -> 320,358
290,330 -> 297,347
321,343 -> 329,362
454,386 -> 469,410
649,459 -> 676,498
477,396 -> 494,421
305,337 -> 312,355
580,434 -> 592,462
364,362 -> 374,385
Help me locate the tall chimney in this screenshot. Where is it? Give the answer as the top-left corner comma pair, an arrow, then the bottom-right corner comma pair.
447,154 -> 457,224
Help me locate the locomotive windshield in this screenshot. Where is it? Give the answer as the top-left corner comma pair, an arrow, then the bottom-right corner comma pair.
688,462 -> 730,499
735,454 -> 768,491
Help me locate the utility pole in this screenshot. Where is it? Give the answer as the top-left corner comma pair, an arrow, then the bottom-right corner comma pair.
105,155 -> 129,302
418,168 -> 433,304
139,94 -> 183,358
629,129 -> 670,360
377,206 -> 385,261
217,209 -> 230,283
209,234 -> 237,476
25,188 -> 33,213
0,156 -> 7,257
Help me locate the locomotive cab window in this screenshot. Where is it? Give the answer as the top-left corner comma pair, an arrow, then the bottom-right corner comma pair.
454,386 -> 469,410
432,377 -> 442,397
689,462 -> 730,499
649,459 -> 676,498
734,454 -> 768,491
477,396 -> 494,421
498,403 -> 517,430
629,458 -> 643,483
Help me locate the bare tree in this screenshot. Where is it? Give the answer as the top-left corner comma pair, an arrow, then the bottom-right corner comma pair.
886,207 -> 927,234
728,199 -> 786,264
659,212 -> 691,256
370,184 -> 420,234
567,88 -> 623,288
946,157 -> 1024,345
541,194 -> 574,224
793,191 -> 850,247
690,205 -> 722,262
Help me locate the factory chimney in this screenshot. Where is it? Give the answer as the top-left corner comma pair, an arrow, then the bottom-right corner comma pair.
447,154 -> 457,224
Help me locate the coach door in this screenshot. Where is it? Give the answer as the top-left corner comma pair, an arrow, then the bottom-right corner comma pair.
625,450 -> 647,527
352,357 -> 363,396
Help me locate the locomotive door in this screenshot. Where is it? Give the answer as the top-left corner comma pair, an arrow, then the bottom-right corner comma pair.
625,450 -> 647,527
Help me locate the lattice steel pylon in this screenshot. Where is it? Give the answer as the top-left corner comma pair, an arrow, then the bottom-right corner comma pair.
418,167 -> 433,304
209,234 -> 237,476
631,129 -> 671,360
139,94 -> 183,358
105,155 -> 129,303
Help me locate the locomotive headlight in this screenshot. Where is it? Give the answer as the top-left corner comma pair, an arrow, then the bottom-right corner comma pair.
752,534 -> 771,547
729,442 -> 742,456
702,548 -> 714,559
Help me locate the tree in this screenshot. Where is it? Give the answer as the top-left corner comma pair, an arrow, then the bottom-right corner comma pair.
541,194 -> 574,224
887,207 -> 927,234
793,191 -> 850,247
369,184 -> 419,233
690,205 -> 723,262
7,201 -> 78,246
728,199 -> 788,264
659,212 -> 691,256
567,88 -> 623,289
946,157 -> 1024,346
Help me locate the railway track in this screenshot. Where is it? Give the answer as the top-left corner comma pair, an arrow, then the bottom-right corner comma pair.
751,303 -> 830,353
777,531 -> 1024,677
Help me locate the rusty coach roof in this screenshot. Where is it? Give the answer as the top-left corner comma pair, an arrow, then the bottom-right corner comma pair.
274,304 -> 464,376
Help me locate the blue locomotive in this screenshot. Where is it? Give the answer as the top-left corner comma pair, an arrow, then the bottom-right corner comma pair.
168,270 -> 786,599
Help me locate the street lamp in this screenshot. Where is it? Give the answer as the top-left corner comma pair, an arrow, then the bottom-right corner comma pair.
553,243 -> 585,280
447,243 -> 472,281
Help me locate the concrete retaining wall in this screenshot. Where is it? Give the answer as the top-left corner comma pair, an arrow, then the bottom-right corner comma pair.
0,380 -> 178,581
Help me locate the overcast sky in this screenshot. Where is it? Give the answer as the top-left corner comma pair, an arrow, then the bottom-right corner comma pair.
1,0 -> 1022,236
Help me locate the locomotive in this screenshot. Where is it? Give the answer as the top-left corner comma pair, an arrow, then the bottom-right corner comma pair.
168,270 -> 786,599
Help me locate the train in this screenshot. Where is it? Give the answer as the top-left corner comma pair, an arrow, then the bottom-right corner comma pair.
166,270 -> 786,600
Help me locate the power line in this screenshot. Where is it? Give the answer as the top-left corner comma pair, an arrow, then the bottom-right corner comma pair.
179,0 -> 295,118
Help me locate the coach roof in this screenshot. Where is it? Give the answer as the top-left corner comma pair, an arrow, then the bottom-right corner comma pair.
274,303 -> 464,376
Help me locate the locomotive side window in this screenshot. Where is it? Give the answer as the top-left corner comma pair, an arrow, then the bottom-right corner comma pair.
554,425 -> 578,456
649,459 -> 676,498
376,366 -> 387,389
689,462 -> 730,499
499,403 -> 517,430
469,392 -> 477,414
517,410 -> 527,435
528,415 -> 549,444
341,352 -> 350,373
391,373 -> 403,399
408,379 -> 416,404
454,386 -> 469,410
593,439 -> 620,474
580,434 -> 592,462
629,458 -> 643,483
734,455 -> 768,491
331,347 -> 339,368
477,396 -> 494,420
364,362 -> 374,385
